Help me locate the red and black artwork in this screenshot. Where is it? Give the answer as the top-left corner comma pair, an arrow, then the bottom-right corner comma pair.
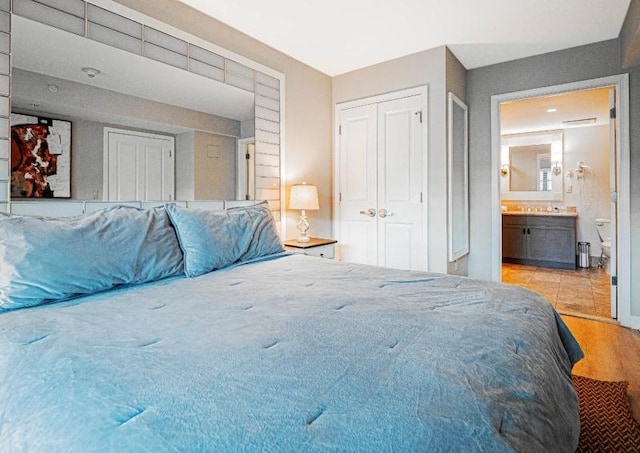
10,114 -> 71,198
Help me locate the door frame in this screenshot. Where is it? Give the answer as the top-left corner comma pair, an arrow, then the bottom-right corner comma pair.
490,74 -> 636,329
103,127 -> 175,201
333,85 -> 429,265
236,137 -> 255,201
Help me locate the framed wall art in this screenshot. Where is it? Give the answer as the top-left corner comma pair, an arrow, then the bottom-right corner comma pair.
11,113 -> 71,198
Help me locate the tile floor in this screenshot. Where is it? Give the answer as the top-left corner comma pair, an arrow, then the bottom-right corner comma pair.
501,263 -> 611,320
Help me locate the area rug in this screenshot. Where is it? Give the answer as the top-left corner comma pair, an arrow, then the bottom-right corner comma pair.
573,375 -> 640,452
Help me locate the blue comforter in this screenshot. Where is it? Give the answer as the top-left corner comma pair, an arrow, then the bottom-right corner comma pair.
0,255 -> 582,451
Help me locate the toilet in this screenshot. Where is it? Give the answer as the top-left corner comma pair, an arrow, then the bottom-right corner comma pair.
595,218 -> 611,273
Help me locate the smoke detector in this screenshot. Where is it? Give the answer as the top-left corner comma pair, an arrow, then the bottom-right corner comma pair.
81,67 -> 101,78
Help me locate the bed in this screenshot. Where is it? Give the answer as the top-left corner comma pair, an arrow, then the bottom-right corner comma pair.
0,202 -> 583,451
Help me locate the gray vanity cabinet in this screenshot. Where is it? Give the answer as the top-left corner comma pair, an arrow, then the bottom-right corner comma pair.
502,215 -> 576,269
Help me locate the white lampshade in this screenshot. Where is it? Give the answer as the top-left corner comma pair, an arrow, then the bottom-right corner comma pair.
289,184 -> 319,210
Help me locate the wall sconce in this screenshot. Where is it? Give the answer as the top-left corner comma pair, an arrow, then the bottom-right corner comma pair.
289,183 -> 319,243
552,161 -> 562,175
500,164 -> 509,176
574,160 -> 590,178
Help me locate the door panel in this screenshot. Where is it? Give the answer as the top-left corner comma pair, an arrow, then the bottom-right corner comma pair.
112,142 -> 137,200
377,95 -> 425,270
142,144 -> 166,201
527,226 -> 574,264
338,104 -> 378,265
341,220 -> 376,265
383,222 -> 414,270
502,225 -> 526,259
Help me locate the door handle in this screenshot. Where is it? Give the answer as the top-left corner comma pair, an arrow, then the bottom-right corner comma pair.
359,208 -> 376,217
378,208 -> 393,218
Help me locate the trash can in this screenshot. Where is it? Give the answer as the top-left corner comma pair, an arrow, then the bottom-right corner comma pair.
578,242 -> 590,268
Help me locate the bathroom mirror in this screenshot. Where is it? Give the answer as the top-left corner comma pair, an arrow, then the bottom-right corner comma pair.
10,14 -> 257,201
500,131 -> 564,201
447,92 -> 469,262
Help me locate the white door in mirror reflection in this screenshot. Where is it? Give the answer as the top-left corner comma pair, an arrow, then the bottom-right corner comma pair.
104,128 -> 175,201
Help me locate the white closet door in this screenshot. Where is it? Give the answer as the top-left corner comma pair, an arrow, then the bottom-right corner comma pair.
105,129 -> 175,201
338,103 -> 378,266
377,95 -> 425,271
337,91 -> 426,270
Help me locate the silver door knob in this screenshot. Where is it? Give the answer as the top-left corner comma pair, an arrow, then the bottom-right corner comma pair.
359,208 -> 376,217
378,208 -> 393,218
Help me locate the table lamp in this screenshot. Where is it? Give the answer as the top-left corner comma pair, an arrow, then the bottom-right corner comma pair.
289,183 -> 319,243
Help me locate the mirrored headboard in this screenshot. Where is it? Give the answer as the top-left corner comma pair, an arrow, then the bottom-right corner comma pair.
2,0 -> 284,221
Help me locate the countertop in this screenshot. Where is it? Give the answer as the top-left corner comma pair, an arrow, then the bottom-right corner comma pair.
502,211 -> 578,217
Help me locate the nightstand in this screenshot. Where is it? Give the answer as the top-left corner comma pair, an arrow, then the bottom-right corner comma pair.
283,237 -> 337,259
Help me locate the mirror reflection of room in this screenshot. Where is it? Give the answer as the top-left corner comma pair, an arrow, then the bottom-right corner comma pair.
10,15 -> 258,202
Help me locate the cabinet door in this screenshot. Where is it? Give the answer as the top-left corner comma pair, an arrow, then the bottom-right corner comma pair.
527,226 -> 575,265
503,225 -> 527,260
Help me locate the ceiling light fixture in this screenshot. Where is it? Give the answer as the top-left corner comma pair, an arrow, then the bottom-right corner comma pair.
81,67 -> 101,78
546,108 -> 557,113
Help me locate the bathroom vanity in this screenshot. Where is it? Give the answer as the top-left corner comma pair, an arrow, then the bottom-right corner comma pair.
502,212 -> 577,269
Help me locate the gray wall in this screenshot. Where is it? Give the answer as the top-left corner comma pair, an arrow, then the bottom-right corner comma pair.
621,0 -> 640,68
193,131 -> 236,200
175,131 -> 195,200
72,119 -> 104,200
467,39 -> 640,315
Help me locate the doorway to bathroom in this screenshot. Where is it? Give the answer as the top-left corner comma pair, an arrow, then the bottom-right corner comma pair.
491,75 -> 631,324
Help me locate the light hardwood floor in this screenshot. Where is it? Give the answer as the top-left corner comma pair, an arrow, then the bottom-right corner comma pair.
563,315 -> 640,423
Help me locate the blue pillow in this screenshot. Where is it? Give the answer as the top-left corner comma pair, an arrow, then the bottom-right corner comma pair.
165,201 -> 284,278
0,206 -> 184,312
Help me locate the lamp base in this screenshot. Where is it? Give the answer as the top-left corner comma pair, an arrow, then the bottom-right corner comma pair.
296,210 -> 311,244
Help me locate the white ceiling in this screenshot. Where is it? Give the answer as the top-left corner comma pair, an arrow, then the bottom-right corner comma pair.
500,87 -> 611,135
177,0 -> 631,76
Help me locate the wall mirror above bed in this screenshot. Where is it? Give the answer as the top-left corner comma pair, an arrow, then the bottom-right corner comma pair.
500,131 -> 564,201
9,0 -> 283,220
